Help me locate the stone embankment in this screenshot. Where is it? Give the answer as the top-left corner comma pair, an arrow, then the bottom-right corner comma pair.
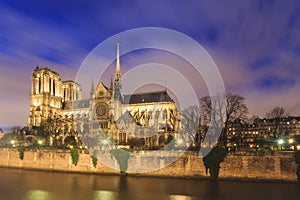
0,148 -> 297,182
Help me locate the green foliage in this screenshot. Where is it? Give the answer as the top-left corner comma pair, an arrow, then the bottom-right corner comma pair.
165,135 -> 175,148
0,133 -> 16,147
70,149 -> 79,166
91,149 -> 98,168
203,146 -> 226,180
165,135 -> 173,144
92,157 -> 98,168
64,136 -> 77,147
17,147 -> 25,160
110,148 -> 131,175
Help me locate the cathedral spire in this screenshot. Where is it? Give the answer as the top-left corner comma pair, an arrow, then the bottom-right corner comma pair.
109,77 -> 113,91
90,80 -> 95,97
114,43 -> 121,84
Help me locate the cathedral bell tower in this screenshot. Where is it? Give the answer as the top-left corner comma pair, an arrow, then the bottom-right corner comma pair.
28,67 -> 63,127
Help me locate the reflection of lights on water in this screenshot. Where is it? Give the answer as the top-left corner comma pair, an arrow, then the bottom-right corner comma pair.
169,194 -> 193,200
26,190 -> 52,200
94,190 -> 118,200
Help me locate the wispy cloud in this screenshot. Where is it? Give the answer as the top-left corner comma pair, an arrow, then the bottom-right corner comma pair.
1,0 -> 300,127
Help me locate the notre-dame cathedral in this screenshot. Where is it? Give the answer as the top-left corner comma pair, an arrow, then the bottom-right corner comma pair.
28,44 -> 180,148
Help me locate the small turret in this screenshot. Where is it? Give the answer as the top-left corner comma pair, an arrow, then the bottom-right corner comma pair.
90,80 -> 95,97
109,77 -> 113,93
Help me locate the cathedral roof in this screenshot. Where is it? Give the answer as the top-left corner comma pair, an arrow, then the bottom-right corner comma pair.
63,99 -> 90,109
117,111 -> 135,122
124,90 -> 174,104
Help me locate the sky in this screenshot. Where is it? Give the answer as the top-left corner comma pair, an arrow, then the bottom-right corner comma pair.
1,0 -> 300,129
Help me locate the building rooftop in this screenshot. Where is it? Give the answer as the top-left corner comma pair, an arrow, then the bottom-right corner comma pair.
124,90 -> 174,104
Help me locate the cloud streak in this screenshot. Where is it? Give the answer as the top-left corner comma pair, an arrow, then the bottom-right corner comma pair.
1,0 -> 300,127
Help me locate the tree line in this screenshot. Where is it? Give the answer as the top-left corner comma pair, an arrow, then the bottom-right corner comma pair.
181,92 -> 290,148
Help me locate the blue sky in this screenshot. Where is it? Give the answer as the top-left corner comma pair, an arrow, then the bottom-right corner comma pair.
1,0 -> 300,129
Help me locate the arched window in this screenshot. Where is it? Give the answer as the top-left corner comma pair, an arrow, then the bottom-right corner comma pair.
53,81 -> 56,96
49,77 -> 51,93
163,109 -> 167,119
38,77 -> 41,93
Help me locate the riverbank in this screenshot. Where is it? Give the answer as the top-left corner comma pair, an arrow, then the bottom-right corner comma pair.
0,148 -> 297,183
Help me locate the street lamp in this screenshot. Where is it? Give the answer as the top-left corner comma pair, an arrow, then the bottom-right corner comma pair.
277,139 -> 284,145
37,140 -> 43,149
277,139 -> 284,150
10,140 -> 15,147
288,138 -> 295,150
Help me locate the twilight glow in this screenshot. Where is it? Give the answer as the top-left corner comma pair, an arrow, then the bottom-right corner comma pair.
1,0 -> 300,129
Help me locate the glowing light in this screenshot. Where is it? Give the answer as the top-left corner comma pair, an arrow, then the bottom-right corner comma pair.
10,140 -> 15,145
277,139 -> 284,145
26,190 -> 52,200
177,139 -> 183,145
169,194 -> 192,200
297,145 -> 300,150
37,140 -> 43,145
94,190 -> 117,200
288,139 -> 294,144
33,102 -> 40,106
102,140 -> 108,145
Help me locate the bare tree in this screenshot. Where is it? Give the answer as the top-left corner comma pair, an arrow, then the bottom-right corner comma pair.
200,92 -> 248,146
266,106 -> 289,138
266,106 -> 288,119
180,105 -> 200,145
246,115 -> 259,124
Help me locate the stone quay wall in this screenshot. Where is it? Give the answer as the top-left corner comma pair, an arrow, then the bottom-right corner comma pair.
0,148 -> 297,182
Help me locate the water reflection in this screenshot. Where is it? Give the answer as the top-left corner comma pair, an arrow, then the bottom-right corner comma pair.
93,177 -> 128,200
94,190 -> 118,200
0,168 -> 298,200
169,194 -> 193,200
205,180 -> 220,199
118,176 -> 129,199
26,190 -> 53,200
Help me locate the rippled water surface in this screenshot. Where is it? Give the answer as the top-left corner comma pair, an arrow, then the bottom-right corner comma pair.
0,168 -> 299,200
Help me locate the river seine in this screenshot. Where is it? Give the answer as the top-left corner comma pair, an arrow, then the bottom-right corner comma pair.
0,168 -> 299,200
